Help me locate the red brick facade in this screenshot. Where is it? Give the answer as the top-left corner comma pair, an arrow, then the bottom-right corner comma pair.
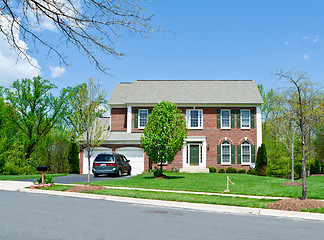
110,106 -> 258,172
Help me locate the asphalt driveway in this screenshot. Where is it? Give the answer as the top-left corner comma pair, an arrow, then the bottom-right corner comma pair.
19,174 -> 133,184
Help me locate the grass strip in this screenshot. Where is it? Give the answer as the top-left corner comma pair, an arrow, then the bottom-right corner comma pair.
0,174 -> 68,181
44,184 -> 74,191
301,208 -> 324,214
85,188 -> 278,209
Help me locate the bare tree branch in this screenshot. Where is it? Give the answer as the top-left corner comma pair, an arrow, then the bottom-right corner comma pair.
0,0 -> 154,73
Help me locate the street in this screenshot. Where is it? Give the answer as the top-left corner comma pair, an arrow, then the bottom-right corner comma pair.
0,190 -> 323,240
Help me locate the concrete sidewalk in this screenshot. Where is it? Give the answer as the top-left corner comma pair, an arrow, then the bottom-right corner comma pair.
0,180 -> 34,191
1,180 -> 324,222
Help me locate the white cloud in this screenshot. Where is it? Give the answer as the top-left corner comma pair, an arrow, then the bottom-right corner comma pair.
285,41 -> 289,45
303,36 -> 309,40
303,53 -> 310,60
26,0 -> 82,32
313,35 -> 319,43
50,66 -> 66,78
0,14 -> 41,87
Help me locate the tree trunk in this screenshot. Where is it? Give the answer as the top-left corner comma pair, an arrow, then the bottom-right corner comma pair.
87,146 -> 91,186
291,142 -> 294,181
301,139 -> 307,200
160,158 -> 163,173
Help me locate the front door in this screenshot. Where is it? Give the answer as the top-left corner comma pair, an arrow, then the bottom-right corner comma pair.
190,145 -> 199,166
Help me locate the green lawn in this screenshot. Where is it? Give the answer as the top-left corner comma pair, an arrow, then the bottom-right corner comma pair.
45,184 -> 278,209
88,173 -> 324,199
0,174 -> 68,181
87,188 -> 278,208
302,208 -> 324,214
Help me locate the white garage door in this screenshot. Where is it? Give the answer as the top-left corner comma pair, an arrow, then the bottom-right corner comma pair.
83,147 -> 112,174
116,147 -> 144,175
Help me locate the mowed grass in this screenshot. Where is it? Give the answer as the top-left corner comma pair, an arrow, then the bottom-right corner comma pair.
90,173 -> 324,199
44,184 -> 278,209
0,174 -> 68,181
301,208 -> 324,214
86,188 -> 278,208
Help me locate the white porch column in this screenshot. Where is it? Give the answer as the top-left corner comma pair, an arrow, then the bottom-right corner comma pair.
127,105 -> 132,133
256,106 -> 262,149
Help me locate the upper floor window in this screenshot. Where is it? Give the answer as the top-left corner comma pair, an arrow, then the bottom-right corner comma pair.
221,110 -> 230,129
241,110 -> 250,129
221,141 -> 231,164
139,109 -> 148,128
186,109 -> 203,129
241,141 -> 251,164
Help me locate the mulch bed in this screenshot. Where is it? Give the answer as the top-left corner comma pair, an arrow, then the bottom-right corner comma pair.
280,181 -> 302,186
267,198 -> 324,212
65,185 -> 107,193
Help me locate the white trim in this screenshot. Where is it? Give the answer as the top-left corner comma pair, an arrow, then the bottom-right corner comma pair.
221,141 -> 231,165
256,106 -> 262,149
138,109 -> 149,129
186,109 -> 203,129
241,109 -> 251,129
221,109 -> 231,129
241,141 -> 251,165
127,105 -> 132,133
182,136 -> 206,168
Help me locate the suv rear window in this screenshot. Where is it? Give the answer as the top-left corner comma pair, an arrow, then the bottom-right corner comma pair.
94,155 -> 114,162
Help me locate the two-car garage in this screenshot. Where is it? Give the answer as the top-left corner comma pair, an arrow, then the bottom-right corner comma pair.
81,147 -> 144,176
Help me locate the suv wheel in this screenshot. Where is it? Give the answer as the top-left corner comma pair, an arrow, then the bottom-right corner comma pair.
94,173 -> 99,177
117,168 -> 122,177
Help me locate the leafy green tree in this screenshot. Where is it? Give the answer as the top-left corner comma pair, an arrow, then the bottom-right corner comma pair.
255,143 -> 267,176
68,136 -> 80,174
276,70 -> 324,200
4,76 -> 68,163
66,78 -> 108,186
313,124 -> 324,163
36,128 -> 70,173
140,101 -> 188,178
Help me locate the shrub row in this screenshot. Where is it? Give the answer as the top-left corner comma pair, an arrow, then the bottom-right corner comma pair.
208,167 -> 248,174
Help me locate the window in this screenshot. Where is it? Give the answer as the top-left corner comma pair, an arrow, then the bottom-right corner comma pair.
139,109 -> 148,128
221,141 -> 231,164
241,110 -> 250,129
186,109 -> 203,128
221,110 -> 230,128
241,141 -> 251,164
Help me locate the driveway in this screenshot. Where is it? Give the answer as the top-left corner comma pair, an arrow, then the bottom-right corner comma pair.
18,174 -> 133,184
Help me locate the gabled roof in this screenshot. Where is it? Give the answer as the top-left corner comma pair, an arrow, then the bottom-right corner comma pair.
108,80 -> 263,105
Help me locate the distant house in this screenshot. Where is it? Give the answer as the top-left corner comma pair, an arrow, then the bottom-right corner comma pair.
79,80 -> 263,174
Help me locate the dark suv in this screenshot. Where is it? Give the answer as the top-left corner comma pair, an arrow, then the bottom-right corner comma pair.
92,153 -> 131,177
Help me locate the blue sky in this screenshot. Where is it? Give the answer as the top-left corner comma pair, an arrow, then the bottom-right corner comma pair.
1,0 -> 324,97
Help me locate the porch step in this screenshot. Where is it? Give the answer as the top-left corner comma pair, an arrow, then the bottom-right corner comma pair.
180,167 -> 209,173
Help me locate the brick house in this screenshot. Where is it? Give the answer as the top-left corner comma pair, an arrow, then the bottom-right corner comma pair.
80,80 -> 263,174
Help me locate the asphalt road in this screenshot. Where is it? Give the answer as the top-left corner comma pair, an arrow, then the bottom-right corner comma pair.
19,174 -> 133,184
1,190 -> 323,240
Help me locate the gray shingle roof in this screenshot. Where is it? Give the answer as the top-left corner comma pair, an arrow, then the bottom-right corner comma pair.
108,80 -> 263,105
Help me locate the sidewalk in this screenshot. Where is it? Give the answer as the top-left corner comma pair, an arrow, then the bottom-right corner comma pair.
1,180 -> 324,221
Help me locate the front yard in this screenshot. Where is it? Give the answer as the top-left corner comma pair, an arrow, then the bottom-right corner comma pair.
86,173 -> 324,199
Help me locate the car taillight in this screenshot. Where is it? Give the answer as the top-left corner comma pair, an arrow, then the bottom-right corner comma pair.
106,163 -> 116,166
93,163 -> 101,166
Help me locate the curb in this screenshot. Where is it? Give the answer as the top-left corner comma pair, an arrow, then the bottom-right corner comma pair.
20,188 -> 324,222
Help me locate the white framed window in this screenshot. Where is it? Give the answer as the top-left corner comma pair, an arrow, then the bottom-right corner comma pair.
138,109 -> 148,128
186,109 -> 203,129
221,141 -> 231,165
241,141 -> 251,165
241,110 -> 250,129
221,110 -> 230,129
